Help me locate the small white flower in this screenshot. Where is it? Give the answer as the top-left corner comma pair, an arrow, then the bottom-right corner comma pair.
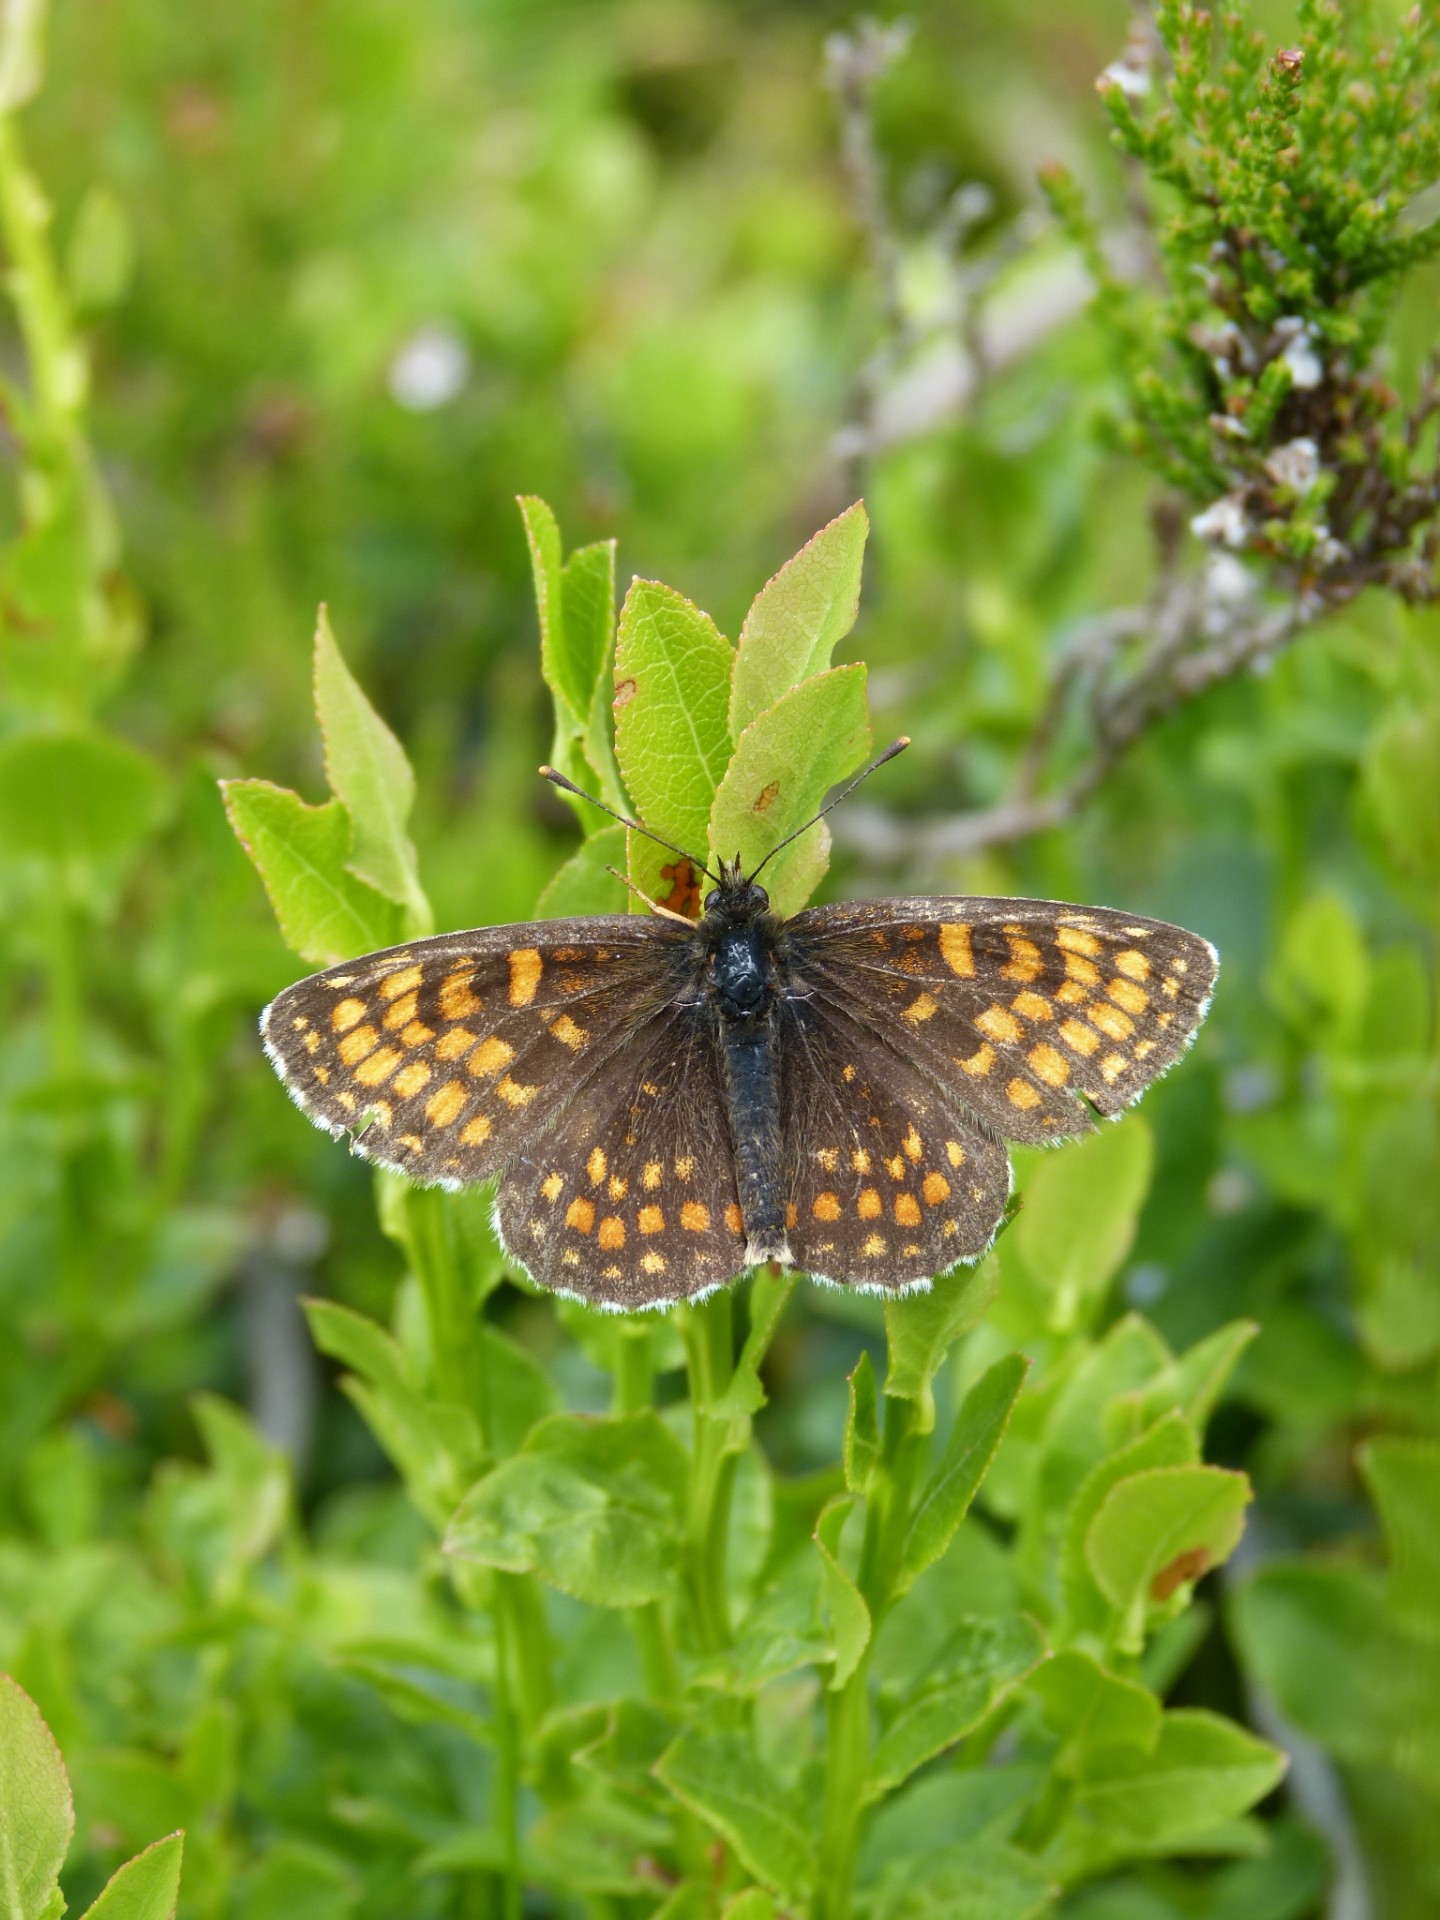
1191,495 -> 1251,548
1274,317 -> 1323,389
1099,56 -> 1150,96
388,323 -> 470,412
1265,436 -> 1320,492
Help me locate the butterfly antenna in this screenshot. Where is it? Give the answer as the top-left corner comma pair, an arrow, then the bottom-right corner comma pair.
747,737 -> 910,884
538,766 -> 721,884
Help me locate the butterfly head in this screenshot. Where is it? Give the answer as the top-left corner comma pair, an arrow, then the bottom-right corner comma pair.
704,859 -> 771,926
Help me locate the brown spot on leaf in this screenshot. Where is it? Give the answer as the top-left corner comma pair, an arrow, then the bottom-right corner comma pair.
613,676 -> 637,709
1150,1545 -> 1212,1601
753,780 -> 781,814
659,858 -> 702,919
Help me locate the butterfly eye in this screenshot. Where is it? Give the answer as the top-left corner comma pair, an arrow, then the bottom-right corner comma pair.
703,889 -> 722,913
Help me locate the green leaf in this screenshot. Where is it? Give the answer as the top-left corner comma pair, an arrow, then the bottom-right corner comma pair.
1060,1413 -> 1199,1636
536,824 -> 628,917
522,499 -> 613,729
529,1794 -> 669,1895
444,1411 -> 687,1607
572,1698 -> 683,1802
714,1269 -> 798,1422
1360,1436 -> 1440,1640
721,1893 -> 776,1920
813,1495 -> 871,1688
234,1841 -> 358,1920
0,0 -> 47,111
221,780 -> 401,965
867,1615 -> 1045,1799
521,497 -> 620,803
0,730 -> 164,866
867,1841 -> 1054,1920
1086,1466 -> 1251,1653
1028,1650 -> 1162,1778
1269,890 -> 1369,1041
730,503 -> 868,735
709,665 -> 870,916
1015,1120 -> 1153,1332
312,607 -> 429,929
1360,702 -> 1440,895
884,1259 -> 999,1431
653,1728 -> 814,1904
612,577 -> 732,886
0,1676 -> 73,1920
844,1350 -> 881,1495
901,1353 -> 1028,1590
1043,1709 -> 1285,1882
79,1832 -> 184,1920
1128,1322 -> 1258,1438
65,184 -> 135,312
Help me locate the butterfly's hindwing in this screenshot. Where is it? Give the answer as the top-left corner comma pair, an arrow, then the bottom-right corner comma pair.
778,992 -> 1011,1289
495,1003 -> 745,1310
260,918 -> 691,1187
784,898 -> 1217,1146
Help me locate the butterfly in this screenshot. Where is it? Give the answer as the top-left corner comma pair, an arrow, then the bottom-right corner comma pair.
260,744 -> 1218,1310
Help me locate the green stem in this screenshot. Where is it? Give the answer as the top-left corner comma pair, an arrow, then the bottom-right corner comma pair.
611,1322 -> 655,1415
816,1391 -> 926,1920
682,1290 -> 737,1654
404,1183 -> 476,1408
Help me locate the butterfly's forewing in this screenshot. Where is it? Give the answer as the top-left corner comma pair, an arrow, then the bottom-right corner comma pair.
778,992 -> 1012,1289
784,898 -> 1217,1145
496,1002 -> 747,1310
260,919 -> 689,1186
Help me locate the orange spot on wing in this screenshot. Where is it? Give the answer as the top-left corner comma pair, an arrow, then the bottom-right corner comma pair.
1115,949 -> 1150,981
680,1201 -> 711,1233
894,1193 -> 922,1227
959,1043 -> 995,1076
976,1005 -> 1023,1045
587,1147 -> 607,1185
945,1139 -> 966,1167
813,1192 -> 841,1221
1089,1002 -> 1135,1042
1107,978 -> 1149,1016
922,1171 -> 950,1205
425,1082 -> 467,1126
1028,1043 -> 1070,1087
598,1215 -> 625,1250
858,1188 -> 882,1220
354,1046 -> 402,1087
508,948 -> 543,1007
1002,936 -> 1043,983
338,1024 -> 379,1065
380,965 -> 423,1000
639,1205 -> 665,1234
1011,990 -> 1054,1022
940,923 -> 974,977
542,1173 -> 564,1203
436,1027 -> 477,1061
1057,926 -> 1102,958
496,1076 -> 537,1107
440,971 -> 483,1020
459,1116 -> 492,1148
392,1060 -> 433,1100
566,1197 -> 595,1234
902,992 -> 938,1024
549,1013 -> 588,1050
724,1204 -> 743,1235
1006,1078 -> 1042,1111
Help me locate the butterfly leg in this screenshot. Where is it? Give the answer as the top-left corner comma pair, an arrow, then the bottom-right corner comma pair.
720,1024 -> 792,1266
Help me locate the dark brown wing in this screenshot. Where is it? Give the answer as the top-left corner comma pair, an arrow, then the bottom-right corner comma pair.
782,897 -> 1217,1146
260,918 -> 691,1187
778,990 -> 1012,1292
495,1003 -> 746,1311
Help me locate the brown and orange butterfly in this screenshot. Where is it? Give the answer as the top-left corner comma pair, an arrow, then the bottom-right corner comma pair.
261,747 -> 1217,1310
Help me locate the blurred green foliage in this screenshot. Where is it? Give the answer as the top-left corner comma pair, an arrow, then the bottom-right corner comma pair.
0,0 -> 1435,1916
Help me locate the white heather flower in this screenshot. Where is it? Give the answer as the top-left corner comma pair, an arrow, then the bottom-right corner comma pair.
1099,55 -> 1150,96
1191,495 -> 1251,548
1265,436 -> 1320,492
1274,317 -> 1323,389
388,323 -> 470,411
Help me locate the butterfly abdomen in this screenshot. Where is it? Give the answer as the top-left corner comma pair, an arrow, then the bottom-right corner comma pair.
720,1022 -> 789,1265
